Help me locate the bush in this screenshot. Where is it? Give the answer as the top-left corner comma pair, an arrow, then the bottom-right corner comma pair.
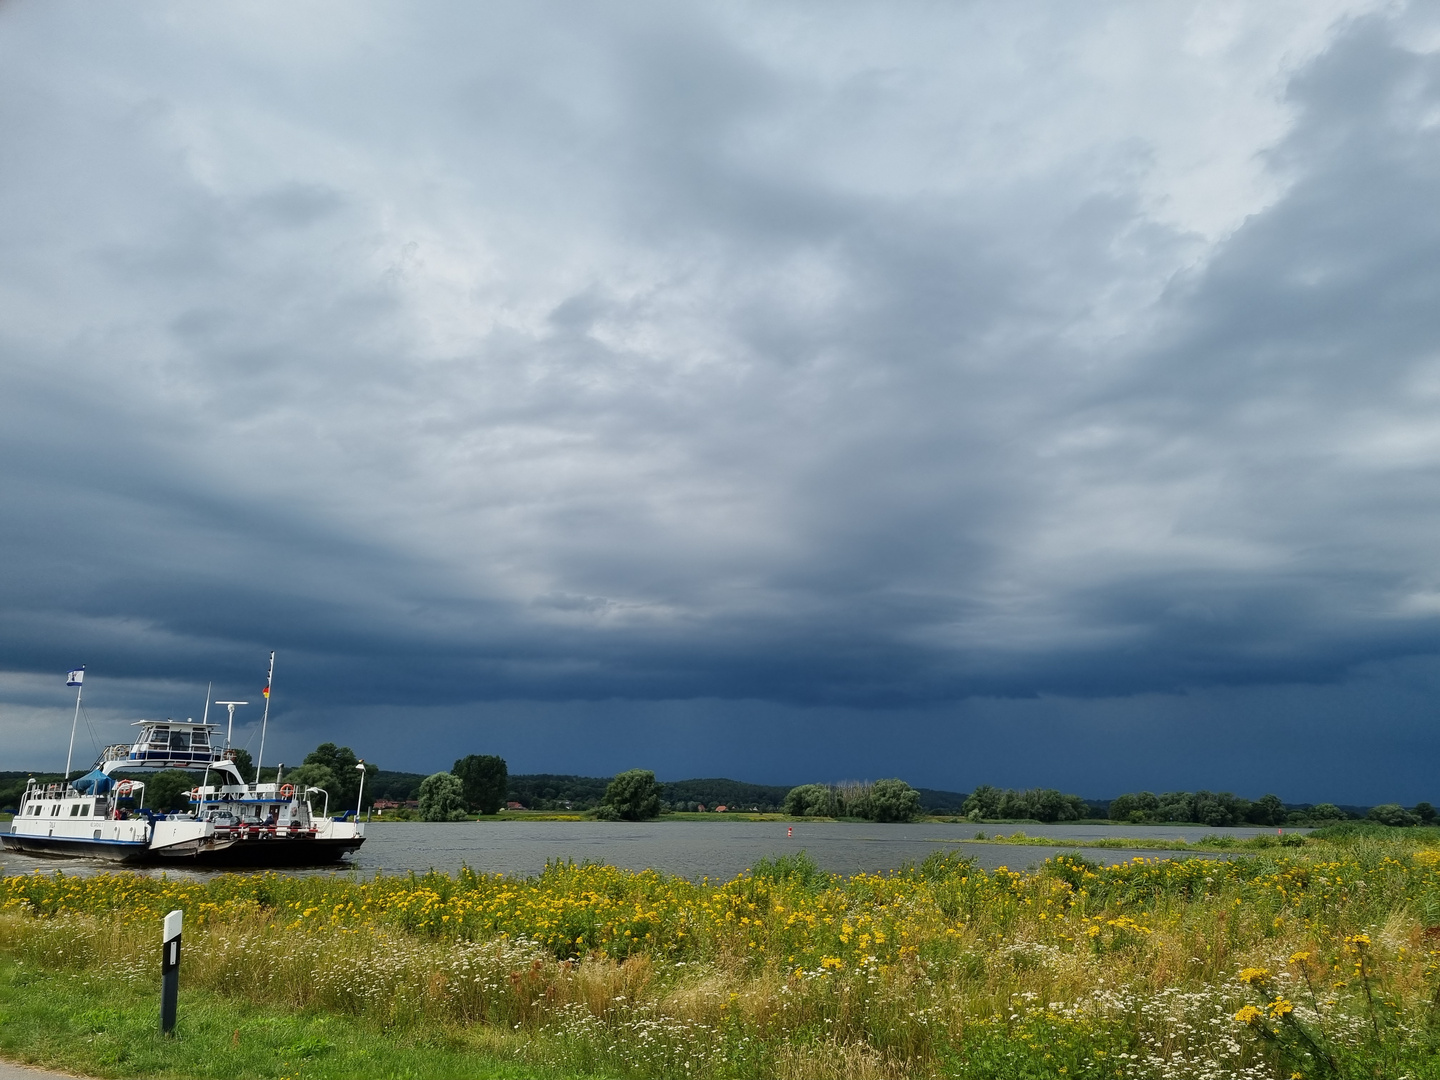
417,771 -> 468,821
750,850 -> 829,888
602,770 -> 661,821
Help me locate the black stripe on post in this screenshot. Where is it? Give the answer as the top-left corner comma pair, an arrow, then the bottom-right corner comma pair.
161,909 -> 182,1036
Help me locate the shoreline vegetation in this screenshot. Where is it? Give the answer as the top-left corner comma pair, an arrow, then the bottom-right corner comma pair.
11,762 -> 1425,826
9,759 -> 1427,833
3,827 -> 1440,1078
0,810 -> 1406,835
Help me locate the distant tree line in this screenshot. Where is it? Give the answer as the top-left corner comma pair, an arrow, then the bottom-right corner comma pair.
1104,791 -> 1437,827
1364,802 -> 1435,827
4,760 -> 1435,829
1107,790 -> 1275,827
663,778 -> 792,813
783,779 -> 924,822
962,786 -> 1090,823
503,775 -> 799,813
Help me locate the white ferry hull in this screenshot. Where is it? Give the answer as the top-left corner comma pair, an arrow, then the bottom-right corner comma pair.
2,822 -> 152,862
3,821 -> 364,866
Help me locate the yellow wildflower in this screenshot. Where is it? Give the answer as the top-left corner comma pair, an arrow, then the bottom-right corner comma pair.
1233,1005 -> 1263,1025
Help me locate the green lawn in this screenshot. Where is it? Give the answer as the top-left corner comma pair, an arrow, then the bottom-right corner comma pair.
0,957 -> 602,1080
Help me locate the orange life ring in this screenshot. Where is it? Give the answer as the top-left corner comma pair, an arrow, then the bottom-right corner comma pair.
279,783 -> 296,800
187,787 -> 200,801
115,779 -> 133,795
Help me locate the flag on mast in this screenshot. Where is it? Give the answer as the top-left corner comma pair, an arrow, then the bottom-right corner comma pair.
66,668 -> 84,686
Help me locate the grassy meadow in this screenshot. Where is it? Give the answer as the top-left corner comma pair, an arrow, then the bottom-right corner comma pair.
3,830 -> 1440,1078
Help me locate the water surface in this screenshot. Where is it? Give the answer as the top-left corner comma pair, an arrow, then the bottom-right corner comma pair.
3,819 -> 1282,881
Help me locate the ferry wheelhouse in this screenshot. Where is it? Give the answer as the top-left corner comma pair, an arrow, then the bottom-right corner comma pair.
3,717 -> 365,866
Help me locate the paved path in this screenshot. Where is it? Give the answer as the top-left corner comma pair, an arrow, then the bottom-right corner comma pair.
0,1061 -> 83,1080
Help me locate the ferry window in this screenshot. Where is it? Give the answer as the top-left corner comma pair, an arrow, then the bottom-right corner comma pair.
170,730 -> 190,752
81,804 -> 91,816
70,804 -> 81,816
149,728 -> 170,746
191,730 -> 210,746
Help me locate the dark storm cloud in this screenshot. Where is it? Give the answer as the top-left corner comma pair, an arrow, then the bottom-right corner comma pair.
3,1 -> 1440,794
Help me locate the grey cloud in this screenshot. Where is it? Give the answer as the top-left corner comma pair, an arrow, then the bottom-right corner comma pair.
3,2 -> 1439,795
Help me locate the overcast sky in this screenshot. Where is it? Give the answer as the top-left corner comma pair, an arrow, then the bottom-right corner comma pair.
3,1 -> 1440,802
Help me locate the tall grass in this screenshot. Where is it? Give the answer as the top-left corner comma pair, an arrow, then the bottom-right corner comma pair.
4,841 -> 1440,1078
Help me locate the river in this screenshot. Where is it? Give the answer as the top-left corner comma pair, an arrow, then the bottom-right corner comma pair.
2,819 -> 1293,881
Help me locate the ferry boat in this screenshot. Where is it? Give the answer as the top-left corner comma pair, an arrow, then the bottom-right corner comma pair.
2,666 -> 365,866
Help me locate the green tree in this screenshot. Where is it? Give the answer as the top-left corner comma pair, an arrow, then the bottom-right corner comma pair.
452,754 -> 508,815
285,763 -> 339,807
1249,793 -> 1285,826
1003,788 -> 1085,823
1191,791 -> 1245,827
143,770 -> 198,813
853,778 -> 922,823
602,769 -> 662,821
1307,803 -> 1347,822
229,748 -> 254,778
1415,801 -> 1436,824
1108,791 -> 1159,823
963,785 -> 1003,820
784,783 -> 842,817
303,743 -> 363,804
417,771 -> 468,821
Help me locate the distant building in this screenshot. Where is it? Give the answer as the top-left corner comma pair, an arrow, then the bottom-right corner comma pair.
716,805 -> 728,813
697,804 -> 707,812
506,801 -> 525,810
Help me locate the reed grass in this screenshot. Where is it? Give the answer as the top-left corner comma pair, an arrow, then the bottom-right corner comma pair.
3,837 -> 1440,1078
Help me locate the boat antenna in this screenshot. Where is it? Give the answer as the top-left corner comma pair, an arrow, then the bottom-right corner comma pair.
64,666 -> 85,781
216,702 -> 248,752
254,651 -> 275,784
201,682 -> 212,729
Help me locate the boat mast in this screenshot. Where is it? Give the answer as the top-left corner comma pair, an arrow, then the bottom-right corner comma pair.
254,651 -> 275,783
64,667 -> 84,781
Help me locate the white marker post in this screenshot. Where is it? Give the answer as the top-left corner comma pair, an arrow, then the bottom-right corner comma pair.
161,909 -> 182,1035
355,759 -> 367,820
